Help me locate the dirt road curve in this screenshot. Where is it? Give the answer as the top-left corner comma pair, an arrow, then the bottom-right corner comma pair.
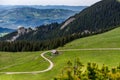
0,51 -> 53,74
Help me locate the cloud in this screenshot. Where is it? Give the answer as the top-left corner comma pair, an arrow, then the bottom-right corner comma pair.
0,0 -> 101,6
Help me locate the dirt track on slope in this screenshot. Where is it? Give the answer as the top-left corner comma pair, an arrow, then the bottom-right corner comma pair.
0,51 -> 53,74
0,48 -> 120,74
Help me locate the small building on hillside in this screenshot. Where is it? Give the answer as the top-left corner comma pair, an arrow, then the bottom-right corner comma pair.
51,50 -> 59,55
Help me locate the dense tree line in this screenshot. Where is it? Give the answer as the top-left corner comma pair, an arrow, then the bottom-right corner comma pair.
54,58 -> 120,80
0,33 -> 83,52
0,26 -> 115,52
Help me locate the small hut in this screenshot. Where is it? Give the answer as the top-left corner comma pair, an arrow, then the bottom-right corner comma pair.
51,50 -> 59,55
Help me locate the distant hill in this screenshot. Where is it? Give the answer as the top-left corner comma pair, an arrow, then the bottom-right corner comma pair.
28,5 -> 87,11
0,27 -> 14,33
0,27 -> 14,37
0,5 -> 87,29
0,5 -> 87,11
0,7 -> 79,29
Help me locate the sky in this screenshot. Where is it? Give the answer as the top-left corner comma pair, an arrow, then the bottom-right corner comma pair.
0,0 -> 101,6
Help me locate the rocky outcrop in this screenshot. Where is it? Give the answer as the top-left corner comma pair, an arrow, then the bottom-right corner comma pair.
18,26 -> 26,35
7,26 -> 33,42
26,28 -> 32,33
60,18 -> 75,30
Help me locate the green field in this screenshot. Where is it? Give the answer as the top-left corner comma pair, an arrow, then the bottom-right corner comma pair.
0,52 -> 49,72
0,27 -> 120,80
58,27 -> 120,49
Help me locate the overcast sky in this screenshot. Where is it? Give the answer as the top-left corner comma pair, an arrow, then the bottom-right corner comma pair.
0,0 -> 101,6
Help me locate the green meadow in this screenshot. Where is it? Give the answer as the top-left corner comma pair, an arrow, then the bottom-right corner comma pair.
59,27 -> 120,49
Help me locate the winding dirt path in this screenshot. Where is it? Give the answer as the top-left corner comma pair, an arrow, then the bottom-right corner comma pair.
0,48 -> 120,74
58,48 -> 120,51
0,51 -> 53,74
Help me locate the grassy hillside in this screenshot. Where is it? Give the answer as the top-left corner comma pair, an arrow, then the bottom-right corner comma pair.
0,27 -> 120,80
0,52 -> 49,72
59,27 -> 120,49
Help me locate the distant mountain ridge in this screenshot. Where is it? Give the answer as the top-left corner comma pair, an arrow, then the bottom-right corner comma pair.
0,27 -> 14,37
28,5 -> 87,11
0,7 -> 79,29
0,5 -> 87,11
0,27 -> 14,33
